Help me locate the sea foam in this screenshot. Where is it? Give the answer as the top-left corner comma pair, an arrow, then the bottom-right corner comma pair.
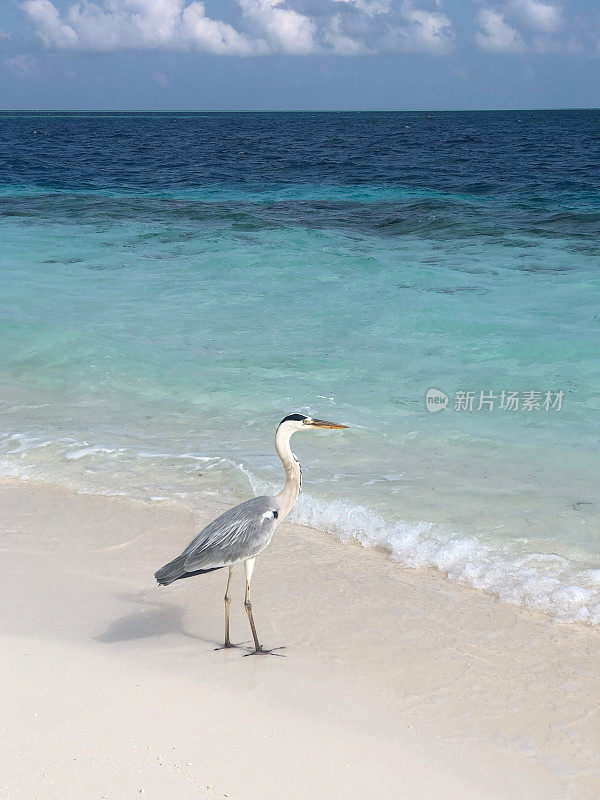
2,432 -> 599,627
241,466 -> 600,628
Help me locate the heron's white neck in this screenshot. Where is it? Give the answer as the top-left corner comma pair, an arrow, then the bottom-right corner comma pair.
275,424 -> 302,521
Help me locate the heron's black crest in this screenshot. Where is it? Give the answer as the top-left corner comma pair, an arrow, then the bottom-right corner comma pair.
279,413 -> 307,425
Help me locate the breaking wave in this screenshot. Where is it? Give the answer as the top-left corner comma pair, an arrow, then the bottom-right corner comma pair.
241,467 -> 600,628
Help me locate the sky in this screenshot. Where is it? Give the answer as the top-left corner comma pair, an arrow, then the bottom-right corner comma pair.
1,0 -> 599,110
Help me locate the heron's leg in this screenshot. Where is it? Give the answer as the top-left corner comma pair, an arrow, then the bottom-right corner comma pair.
243,558 -> 261,651
224,565 -> 234,646
242,558 -> 285,657
214,566 -> 239,650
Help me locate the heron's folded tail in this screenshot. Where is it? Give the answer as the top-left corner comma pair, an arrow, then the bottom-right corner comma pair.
155,556 -> 187,586
155,556 -> 224,586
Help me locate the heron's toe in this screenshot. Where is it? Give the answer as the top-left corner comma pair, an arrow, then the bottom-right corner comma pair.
214,640 -> 251,651
242,646 -> 286,657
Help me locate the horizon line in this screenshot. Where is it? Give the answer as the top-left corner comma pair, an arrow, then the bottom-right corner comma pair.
1,107 -> 600,114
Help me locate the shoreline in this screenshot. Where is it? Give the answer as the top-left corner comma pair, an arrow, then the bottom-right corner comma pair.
4,437 -> 600,629
2,475 -> 600,798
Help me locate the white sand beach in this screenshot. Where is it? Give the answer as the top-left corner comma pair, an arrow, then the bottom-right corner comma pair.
2,476 -> 599,799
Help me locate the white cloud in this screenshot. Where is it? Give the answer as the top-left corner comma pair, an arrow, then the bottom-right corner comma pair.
398,0 -> 454,54
474,1 -> 569,54
332,0 -> 392,17
380,0 -> 453,54
21,0 -> 78,48
19,0 -> 456,57
21,0 -> 262,53
13,0 -> 600,59
510,0 -> 561,33
324,14 -> 372,54
183,2 -> 262,55
239,0 -> 316,55
475,8 -> 524,52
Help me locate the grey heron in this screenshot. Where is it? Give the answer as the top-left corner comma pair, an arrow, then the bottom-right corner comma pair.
154,413 -> 348,655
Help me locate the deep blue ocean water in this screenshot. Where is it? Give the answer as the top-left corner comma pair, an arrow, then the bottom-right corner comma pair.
1,111 -> 599,623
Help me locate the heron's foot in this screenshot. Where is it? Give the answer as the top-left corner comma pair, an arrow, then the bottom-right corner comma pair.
214,640 -> 250,651
243,646 -> 286,657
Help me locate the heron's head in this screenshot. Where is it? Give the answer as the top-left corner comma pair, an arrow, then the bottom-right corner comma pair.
278,413 -> 348,433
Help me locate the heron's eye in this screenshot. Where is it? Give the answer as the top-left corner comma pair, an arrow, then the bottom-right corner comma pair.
273,510 -> 279,519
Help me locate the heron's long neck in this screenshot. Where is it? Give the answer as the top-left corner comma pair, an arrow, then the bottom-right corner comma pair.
275,427 -> 301,521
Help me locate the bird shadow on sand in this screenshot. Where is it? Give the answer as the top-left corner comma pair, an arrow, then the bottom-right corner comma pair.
94,591 -> 221,647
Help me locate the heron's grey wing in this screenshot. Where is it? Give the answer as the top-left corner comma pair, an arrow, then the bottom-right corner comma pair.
181,495 -> 278,572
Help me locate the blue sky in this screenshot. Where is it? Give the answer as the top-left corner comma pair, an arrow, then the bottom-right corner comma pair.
1,0 -> 599,109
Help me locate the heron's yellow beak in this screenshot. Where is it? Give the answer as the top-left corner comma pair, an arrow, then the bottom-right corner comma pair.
304,418 -> 348,429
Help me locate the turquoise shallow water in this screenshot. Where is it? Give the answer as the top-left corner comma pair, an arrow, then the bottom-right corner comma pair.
1,111 -> 599,624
